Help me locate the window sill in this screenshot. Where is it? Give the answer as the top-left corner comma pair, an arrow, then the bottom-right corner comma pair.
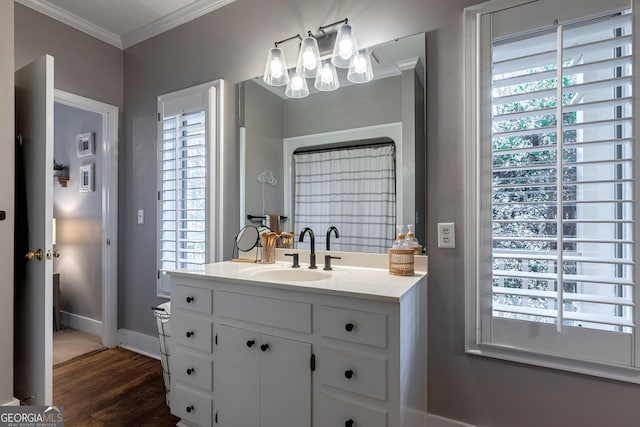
465,342 -> 640,384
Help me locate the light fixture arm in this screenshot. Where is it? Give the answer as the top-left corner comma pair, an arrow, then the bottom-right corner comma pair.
318,18 -> 348,35
274,34 -> 302,48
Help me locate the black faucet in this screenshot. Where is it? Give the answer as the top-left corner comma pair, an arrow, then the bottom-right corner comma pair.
326,226 -> 340,250
298,227 -> 317,269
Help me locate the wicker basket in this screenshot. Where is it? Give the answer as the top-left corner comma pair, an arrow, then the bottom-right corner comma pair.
388,248 -> 415,276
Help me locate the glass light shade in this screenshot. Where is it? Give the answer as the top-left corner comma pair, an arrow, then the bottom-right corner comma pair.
331,22 -> 358,68
263,47 -> 290,86
314,61 -> 340,91
296,35 -> 321,78
285,71 -> 309,98
347,48 -> 374,84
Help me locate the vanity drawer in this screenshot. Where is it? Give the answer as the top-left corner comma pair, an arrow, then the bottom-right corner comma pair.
173,314 -> 213,353
173,283 -> 213,314
173,348 -> 213,391
317,393 -> 387,427
171,384 -> 213,427
215,290 -> 311,333
318,305 -> 387,348
316,345 -> 387,401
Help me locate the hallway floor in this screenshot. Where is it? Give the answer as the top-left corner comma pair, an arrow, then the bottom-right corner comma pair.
53,328 -> 103,366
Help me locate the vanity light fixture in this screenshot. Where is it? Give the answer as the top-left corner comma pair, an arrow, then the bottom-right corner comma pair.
314,59 -> 340,91
296,31 -> 321,78
263,34 -> 302,87
262,18 -> 373,98
328,19 -> 358,68
347,48 -> 374,84
285,69 -> 310,98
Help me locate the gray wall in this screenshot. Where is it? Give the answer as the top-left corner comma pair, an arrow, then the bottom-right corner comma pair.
0,0 -> 14,406
283,75 -> 402,137
14,4 -> 124,110
53,103 -> 103,322
121,0 -> 640,425
242,80 -> 285,226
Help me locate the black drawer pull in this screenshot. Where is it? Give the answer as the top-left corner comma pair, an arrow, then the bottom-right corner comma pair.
186,368 -> 194,375
247,340 -> 255,348
186,296 -> 194,303
186,331 -> 194,338
260,343 -> 269,352
345,419 -> 354,427
186,405 -> 194,413
345,323 -> 355,332
344,369 -> 354,379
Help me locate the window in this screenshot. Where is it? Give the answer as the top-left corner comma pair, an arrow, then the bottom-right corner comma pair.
465,0 -> 640,381
157,80 -> 224,297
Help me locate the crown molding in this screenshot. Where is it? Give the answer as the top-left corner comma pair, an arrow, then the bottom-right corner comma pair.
15,0 -> 123,48
121,0 -> 237,49
16,0 -> 238,50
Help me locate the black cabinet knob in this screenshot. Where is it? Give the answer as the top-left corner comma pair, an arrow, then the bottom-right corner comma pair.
186,331 -> 194,338
186,405 -> 194,413
345,323 -> 354,332
186,368 -> 194,375
186,296 -> 194,303
260,343 -> 269,352
247,340 -> 255,348
345,419 -> 354,427
344,369 -> 354,379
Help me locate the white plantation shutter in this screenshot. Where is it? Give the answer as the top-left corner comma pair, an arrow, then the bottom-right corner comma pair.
466,0 -> 640,375
159,110 -> 207,273
156,81 -> 223,297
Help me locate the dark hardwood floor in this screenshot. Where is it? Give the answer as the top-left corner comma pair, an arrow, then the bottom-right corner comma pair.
53,347 -> 180,426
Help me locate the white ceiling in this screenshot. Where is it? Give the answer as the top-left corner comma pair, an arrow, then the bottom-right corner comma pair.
16,0 -> 237,49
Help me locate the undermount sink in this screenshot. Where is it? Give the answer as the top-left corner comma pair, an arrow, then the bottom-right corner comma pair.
248,268 -> 333,282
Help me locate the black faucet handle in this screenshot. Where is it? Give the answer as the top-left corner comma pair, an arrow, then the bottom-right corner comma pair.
323,255 -> 342,271
284,253 -> 300,268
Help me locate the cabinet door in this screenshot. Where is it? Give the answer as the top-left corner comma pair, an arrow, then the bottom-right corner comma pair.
215,325 -> 260,427
259,333 -> 311,427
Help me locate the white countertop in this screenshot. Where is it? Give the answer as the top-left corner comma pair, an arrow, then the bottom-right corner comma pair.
169,258 -> 427,302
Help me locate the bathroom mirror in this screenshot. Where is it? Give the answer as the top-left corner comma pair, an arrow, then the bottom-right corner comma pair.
233,225 -> 261,263
234,225 -> 260,252
239,32 -> 426,253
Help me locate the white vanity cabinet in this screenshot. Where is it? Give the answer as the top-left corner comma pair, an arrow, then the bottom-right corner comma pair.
169,261 -> 427,427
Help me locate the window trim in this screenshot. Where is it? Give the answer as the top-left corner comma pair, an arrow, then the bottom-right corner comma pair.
156,79 -> 224,297
463,0 -> 640,383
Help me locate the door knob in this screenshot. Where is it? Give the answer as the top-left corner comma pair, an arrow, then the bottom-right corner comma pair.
246,340 -> 255,348
260,343 -> 269,352
344,369 -> 354,379
25,249 -> 43,261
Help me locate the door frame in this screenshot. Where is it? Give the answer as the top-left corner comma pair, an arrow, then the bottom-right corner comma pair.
54,90 -> 119,348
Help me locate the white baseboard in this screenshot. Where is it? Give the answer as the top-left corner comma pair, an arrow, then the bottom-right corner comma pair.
427,414 -> 477,427
1,397 -> 20,406
118,328 -> 161,360
60,310 -> 102,337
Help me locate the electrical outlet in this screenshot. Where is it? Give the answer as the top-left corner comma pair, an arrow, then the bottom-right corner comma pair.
437,222 -> 455,248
